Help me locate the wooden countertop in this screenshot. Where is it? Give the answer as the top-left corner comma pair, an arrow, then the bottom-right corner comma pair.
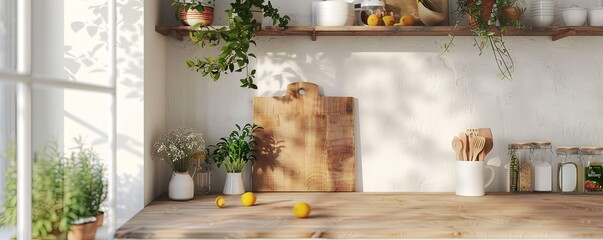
116,192 -> 603,239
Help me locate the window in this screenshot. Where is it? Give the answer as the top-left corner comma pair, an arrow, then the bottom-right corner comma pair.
0,0 -> 117,239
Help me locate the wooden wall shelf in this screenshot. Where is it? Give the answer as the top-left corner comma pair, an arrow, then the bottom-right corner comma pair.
156,25 -> 603,41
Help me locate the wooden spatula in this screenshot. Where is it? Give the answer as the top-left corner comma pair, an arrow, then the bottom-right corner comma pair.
478,128 -> 493,161
471,136 -> 486,161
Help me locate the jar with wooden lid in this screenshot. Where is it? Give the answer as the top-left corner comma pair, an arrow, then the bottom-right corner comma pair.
508,142 -> 533,192
531,142 -> 553,192
555,147 -> 583,193
192,153 -> 211,196
581,147 -> 603,193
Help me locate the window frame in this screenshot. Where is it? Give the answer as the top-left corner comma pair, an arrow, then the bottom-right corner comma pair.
0,0 -> 118,239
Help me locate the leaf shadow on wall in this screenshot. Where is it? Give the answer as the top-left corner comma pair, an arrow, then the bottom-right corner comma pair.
255,37 -> 460,191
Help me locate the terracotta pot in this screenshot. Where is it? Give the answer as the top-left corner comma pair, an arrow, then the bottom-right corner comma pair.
68,221 -> 99,240
465,0 -> 496,26
95,213 -> 104,227
500,6 -> 520,26
179,6 -> 214,26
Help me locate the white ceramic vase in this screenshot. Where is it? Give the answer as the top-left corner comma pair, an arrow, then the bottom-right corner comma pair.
223,172 -> 245,195
169,171 -> 194,200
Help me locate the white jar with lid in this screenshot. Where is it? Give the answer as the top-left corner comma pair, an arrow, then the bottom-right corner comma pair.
359,0 -> 386,25
531,142 -> 553,192
555,146 -> 583,193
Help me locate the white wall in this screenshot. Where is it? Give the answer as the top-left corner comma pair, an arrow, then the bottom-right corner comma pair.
162,0 -> 603,192
144,0 -> 169,205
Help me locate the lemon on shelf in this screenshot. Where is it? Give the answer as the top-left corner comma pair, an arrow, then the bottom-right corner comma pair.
382,12 -> 396,26
367,14 -> 381,26
400,15 -> 416,26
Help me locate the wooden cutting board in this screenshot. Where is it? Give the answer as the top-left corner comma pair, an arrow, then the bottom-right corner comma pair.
252,82 -> 355,192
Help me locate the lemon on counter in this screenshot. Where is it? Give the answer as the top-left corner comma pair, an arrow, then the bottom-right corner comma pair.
241,192 -> 257,206
215,196 -> 226,208
293,202 -> 311,218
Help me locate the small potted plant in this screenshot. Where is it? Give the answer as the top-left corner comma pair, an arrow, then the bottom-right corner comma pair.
172,0 -> 216,26
153,127 -> 206,200
209,123 -> 261,195
452,0 -> 514,79
63,139 -> 107,240
186,0 -> 290,89
497,0 -> 526,27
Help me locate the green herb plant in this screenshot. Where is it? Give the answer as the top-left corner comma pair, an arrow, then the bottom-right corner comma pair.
209,123 -> 261,173
186,0 -> 290,89
0,139 -> 107,239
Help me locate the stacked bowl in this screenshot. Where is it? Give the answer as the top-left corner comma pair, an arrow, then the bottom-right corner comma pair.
531,0 -> 555,26
313,1 -> 355,26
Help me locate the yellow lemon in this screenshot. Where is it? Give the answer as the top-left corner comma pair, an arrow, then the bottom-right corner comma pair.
293,202 -> 311,218
367,14 -> 380,26
382,15 -> 396,26
241,192 -> 257,206
215,196 -> 226,208
400,15 -> 416,26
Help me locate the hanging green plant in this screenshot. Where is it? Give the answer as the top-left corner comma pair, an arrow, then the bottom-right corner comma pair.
446,0 -> 517,79
185,0 -> 290,89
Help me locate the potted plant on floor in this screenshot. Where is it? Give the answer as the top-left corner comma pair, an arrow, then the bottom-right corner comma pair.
172,0 -> 216,26
185,0 -> 290,89
450,0 -> 514,79
209,123 -> 261,195
153,127 -> 206,200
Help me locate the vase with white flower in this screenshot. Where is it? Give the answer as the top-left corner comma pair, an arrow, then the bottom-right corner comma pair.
153,127 -> 206,200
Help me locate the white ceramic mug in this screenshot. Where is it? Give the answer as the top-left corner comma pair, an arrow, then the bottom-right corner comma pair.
455,161 -> 495,197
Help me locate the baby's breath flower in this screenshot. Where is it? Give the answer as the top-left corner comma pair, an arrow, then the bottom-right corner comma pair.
153,127 -> 206,172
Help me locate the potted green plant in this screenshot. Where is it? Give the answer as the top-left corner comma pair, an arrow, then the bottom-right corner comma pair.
185,0 -> 290,89
172,0 -> 216,26
0,140 -> 106,240
63,140 -> 107,240
153,127 -> 206,200
451,0 -> 514,79
496,0 -> 526,27
209,123 -> 261,195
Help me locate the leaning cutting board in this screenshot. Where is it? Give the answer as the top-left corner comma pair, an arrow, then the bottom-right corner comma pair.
253,82 -> 355,192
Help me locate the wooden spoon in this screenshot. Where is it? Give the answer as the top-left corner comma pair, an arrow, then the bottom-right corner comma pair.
478,128 -> 493,161
471,136 -> 486,161
458,132 -> 468,161
452,137 -> 463,160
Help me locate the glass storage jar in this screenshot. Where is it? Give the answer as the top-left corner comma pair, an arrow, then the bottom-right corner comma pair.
531,142 -> 553,192
508,142 -> 533,192
582,147 -> 603,193
192,153 -> 211,196
555,146 -> 582,193
359,0 -> 386,25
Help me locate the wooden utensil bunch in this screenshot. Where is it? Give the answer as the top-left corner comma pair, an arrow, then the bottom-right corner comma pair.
452,128 -> 493,161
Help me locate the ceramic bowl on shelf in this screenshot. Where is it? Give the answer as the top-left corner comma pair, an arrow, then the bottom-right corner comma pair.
589,7 -> 603,26
531,15 -> 554,26
313,1 -> 355,26
562,6 -> 587,26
